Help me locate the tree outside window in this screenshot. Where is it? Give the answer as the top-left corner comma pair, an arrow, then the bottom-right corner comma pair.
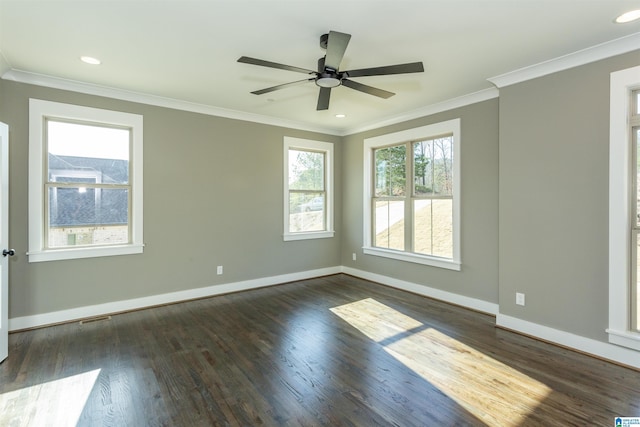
364,119 -> 460,270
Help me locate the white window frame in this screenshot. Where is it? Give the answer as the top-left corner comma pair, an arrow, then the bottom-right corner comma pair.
28,99 -> 144,262
363,119 -> 461,270
608,65 -> 640,351
283,137 -> 334,241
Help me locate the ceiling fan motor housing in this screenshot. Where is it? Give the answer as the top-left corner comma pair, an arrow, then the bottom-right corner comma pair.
320,33 -> 329,50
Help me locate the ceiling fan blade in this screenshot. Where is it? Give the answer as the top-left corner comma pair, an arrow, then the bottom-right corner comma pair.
323,31 -> 351,71
238,56 -> 316,74
344,62 -> 424,78
341,78 -> 395,99
251,78 -> 314,95
317,87 -> 331,110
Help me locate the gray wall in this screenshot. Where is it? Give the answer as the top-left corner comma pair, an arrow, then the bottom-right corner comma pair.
340,99 -> 500,304
498,50 -> 640,340
0,81 -> 342,318
2,47 -> 639,350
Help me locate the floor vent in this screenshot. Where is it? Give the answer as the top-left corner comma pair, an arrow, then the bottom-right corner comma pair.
79,315 -> 112,325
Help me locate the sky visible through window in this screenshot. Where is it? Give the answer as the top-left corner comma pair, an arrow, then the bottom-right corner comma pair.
47,120 -> 129,160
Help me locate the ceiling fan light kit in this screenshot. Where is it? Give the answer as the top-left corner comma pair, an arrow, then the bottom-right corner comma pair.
316,74 -> 341,88
238,30 -> 424,111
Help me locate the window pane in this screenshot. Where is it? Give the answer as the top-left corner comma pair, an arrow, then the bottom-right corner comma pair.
375,145 -> 406,197
48,187 -> 129,248
433,137 -> 453,196
414,199 -> 452,258
636,234 -> 640,331
289,192 -> 325,232
637,128 -> 640,227
414,136 -> 453,196
374,200 -> 404,250
47,120 -> 130,185
413,141 -> 433,195
289,150 -> 324,191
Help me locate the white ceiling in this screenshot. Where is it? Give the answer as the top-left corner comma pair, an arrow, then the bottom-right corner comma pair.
1,0 -> 640,135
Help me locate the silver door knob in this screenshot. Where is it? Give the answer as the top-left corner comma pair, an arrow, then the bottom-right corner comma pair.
2,249 -> 15,257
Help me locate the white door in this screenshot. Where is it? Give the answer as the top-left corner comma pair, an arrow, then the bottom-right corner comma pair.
0,122 -> 10,363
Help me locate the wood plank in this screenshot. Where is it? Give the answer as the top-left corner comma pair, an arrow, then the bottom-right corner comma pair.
0,274 -> 638,426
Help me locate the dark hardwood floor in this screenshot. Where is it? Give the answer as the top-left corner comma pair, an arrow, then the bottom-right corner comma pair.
1,274 -> 638,426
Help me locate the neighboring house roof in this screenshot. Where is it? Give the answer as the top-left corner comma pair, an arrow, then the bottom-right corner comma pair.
48,154 -> 129,227
49,154 -> 129,184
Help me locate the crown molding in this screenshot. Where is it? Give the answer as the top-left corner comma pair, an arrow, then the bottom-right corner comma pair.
5,29 -> 636,138
488,31 -> 640,88
339,88 -> 499,136
0,51 -> 10,77
2,67 -> 499,138
1,69 -> 342,136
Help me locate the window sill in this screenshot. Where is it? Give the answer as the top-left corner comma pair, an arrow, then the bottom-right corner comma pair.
363,247 -> 461,271
283,230 -> 335,241
606,329 -> 640,352
27,244 -> 144,263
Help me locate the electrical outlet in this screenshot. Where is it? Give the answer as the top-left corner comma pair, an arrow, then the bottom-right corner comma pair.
352,252 -> 357,261
217,266 -> 223,275
516,292 -> 525,306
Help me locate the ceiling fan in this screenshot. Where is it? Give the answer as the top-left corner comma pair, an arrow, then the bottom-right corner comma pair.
238,30 -> 425,111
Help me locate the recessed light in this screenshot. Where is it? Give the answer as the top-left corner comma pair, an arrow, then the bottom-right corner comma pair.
80,56 -> 101,65
615,9 -> 640,23
335,114 -> 346,118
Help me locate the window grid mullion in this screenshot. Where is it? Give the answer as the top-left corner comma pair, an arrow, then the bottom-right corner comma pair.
45,182 -> 130,190
406,141 -> 414,253
289,189 -> 325,195
430,141 -> 437,254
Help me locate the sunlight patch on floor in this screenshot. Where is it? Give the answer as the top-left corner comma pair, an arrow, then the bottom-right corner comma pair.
331,299 -> 552,426
0,368 -> 101,426
330,298 -> 422,342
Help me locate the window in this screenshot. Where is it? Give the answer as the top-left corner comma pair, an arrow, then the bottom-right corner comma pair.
283,137 -> 334,241
363,119 -> 460,270
608,66 -> 640,351
632,89 -> 640,334
29,99 -> 143,262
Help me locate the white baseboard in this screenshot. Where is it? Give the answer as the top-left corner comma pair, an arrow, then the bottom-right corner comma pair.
8,266 -> 341,331
10,266 -> 639,370
343,267 -> 640,369
341,266 -> 499,315
497,313 -> 640,370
